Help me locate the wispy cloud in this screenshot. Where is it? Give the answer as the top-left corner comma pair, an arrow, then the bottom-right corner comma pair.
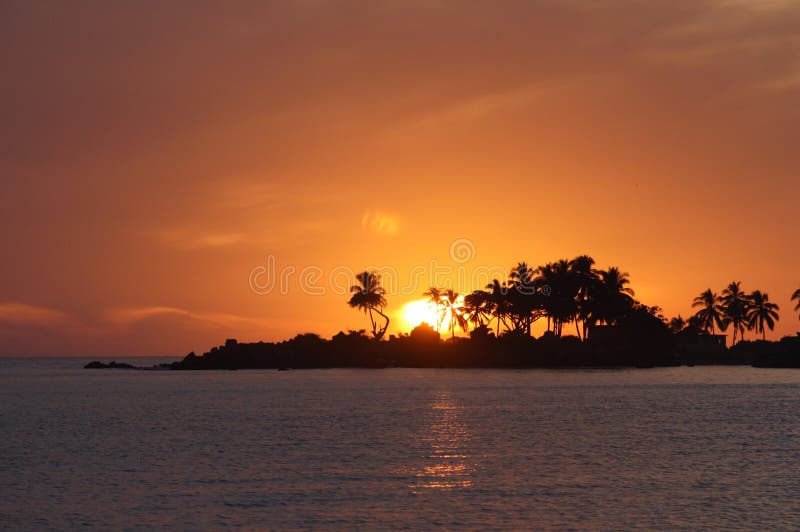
0,303 -> 71,327
399,85 -> 548,131
217,179 -> 344,210
105,306 -> 271,329
756,70 -> 800,92
361,210 -> 399,235
153,178 -> 346,251
156,228 -> 249,250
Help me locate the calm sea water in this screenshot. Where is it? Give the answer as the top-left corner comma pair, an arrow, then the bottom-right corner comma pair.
1,358 -> 799,530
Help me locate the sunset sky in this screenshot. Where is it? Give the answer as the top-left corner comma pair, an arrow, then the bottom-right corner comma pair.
1,1 -> 798,355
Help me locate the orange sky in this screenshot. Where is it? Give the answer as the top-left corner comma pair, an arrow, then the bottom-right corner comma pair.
1,1 -> 798,355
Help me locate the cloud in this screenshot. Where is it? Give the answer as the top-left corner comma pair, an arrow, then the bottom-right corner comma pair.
156,228 -> 249,250
105,306 -> 271,329
150,179 -> 346,252
361,210 -> 399,235
216,179 -> 344,210
756,71 -> 800,92
0,303 -> 71,327
389,85 -> 551,134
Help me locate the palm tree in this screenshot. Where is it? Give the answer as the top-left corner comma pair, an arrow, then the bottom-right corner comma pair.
720,281 -> 749,345
348,271 -> 390,340
484,279 -> 510,335
441,289 -> 468,339
587,267 -> 635,329
600,267 -> 634,298
509,261 -> 536,292
423,287 -> 446,331
691,289 -> 724,334
668,315 -> 686,334
792,288 -> 800,318
463,290 -> 490,329
533,262 -> 556,333
508,262 -> 539,335
569,255 -> 597,340
548,259 -> 576,337
687,315 -> 705,332
747,291 -> 780,340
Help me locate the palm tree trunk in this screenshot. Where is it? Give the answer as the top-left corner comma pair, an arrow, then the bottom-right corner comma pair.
367,307 -> 377,337
372,308 -> 390,340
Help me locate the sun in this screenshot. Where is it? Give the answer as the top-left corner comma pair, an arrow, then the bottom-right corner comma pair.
401,299 -> 441,330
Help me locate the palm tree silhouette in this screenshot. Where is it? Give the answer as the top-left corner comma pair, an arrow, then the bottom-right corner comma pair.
720,281 -> 749,345
533,262 -> 556,333
588,267 -> 635,328
463,290 -> 490,329
792,288 -> 800,319
348,271 -> 390,340
441,289 -> 468,338
600,267 -> 634,298
508,262 -> 539,335
668,315 -> 686,333
691,289 -> 724,334
747,291 -> 780,340
423,287 -> 468,337
568,255 -> 597,340
484,279 -> 510,335
687,314 -> 705,331
423,287 -> 446,331
548,259 -> 576,337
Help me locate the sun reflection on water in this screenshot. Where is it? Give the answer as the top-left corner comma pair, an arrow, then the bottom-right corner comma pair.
411,392 -> 475,491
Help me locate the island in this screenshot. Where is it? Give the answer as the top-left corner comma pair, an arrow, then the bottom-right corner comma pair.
86,324 -> 800,371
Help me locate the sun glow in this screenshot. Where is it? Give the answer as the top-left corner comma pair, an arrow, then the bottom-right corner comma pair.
401,299 -> 441,330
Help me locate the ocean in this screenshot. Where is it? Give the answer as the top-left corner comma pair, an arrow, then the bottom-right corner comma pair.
1,358 -> 799,529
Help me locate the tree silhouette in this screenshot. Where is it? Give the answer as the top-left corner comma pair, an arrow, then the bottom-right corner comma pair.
691,289 -> 725,334
406,258 -> 799,348
508,262 -> 540,335
533,262 -> 556,333
792,288 -> 800,319
747,290 -> 780,340
668,315 -> 686,333
569,255 -> 597,340
687,314 -> 705,331
587,267 -> 635,328
423,287 -> 446,331
546,259 -> 576,337
484,279 -> 511,335
424,287 -> 468,337
600,267 -> 634,297
441,289 -> 468,338
348,271 -> 390,340
463,290 -> 491,329
720,281 -> 749,345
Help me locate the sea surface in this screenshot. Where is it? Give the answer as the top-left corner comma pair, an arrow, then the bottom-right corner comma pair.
1,358 -> 799,530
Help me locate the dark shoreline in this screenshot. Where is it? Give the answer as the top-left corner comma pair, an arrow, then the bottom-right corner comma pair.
86,330 -> 800,370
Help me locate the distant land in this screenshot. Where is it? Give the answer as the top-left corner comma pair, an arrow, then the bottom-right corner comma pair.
87,324 -> 800,371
